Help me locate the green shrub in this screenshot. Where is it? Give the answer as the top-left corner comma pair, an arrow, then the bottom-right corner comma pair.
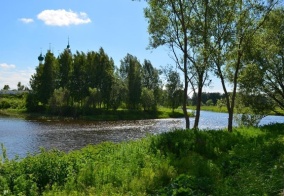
0,125 -> 284,195
0,99 -> 11,109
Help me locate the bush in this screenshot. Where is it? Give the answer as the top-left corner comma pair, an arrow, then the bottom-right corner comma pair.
1,125 -> 284,195
0,99 -> 10,109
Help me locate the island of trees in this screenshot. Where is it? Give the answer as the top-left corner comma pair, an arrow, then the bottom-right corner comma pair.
0,45 -> 190,120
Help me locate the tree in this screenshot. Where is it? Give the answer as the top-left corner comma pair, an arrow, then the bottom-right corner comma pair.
239,8 -> 284,115
234,92 -> 274,127
109,75 -> 126,111
144,0 -> 213,129
141,59 -> 161,109
86,87 -> 101,109
98,48 -> 115,109
141,87 -> 155,111
17,82 -> 24,91
57,49 -> 72,89
165,69 -> 183,112
120,54 -> 142,110
172,89 -> 184,112
85,48 -> 115,109
210,0 -> 278,131
188,0 -> 213,128
191,92 -> 223,106
48,87 -> 70,115
3,85 -> 10,90
216,98 -> 226,111
30,50 -> 57,106
69,51 -> 88,106
206,99 -> 213,106
144,0 -> 194,128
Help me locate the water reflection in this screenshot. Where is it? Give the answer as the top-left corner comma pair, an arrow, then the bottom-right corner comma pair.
0,111 -> 284,159
0,117 -> 185,159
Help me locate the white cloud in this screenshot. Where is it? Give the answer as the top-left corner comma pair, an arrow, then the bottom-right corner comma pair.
19,18 -> 34,24
37,9 -> 91,26
0,67 -> 34,90
0,63 -> 16,69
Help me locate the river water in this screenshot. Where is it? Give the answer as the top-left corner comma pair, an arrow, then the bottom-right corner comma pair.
1,111 -> 284,159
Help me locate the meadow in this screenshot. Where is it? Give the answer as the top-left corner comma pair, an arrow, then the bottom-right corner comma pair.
1,123 -> 284,195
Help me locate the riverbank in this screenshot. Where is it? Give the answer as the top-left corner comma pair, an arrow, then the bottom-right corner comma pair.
188,105 -> 228,113
0,107 -> 187,121
1,123 -> 283,195
188,105 -> 284,116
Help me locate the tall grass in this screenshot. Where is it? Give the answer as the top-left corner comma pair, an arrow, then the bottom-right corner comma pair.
1,124 -> 284,195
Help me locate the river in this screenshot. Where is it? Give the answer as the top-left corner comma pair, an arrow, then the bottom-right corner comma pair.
1,111 -> 284,159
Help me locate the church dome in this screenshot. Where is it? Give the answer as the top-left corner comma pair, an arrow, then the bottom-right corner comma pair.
38,53 -> 44,62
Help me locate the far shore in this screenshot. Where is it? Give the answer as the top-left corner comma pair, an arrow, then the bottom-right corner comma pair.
0,107 -> 188,121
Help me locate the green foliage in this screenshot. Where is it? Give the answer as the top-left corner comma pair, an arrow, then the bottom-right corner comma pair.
165,69 -> 183,112
205,99 -> 213,106
216,98 -> 226,111
3,85 -> 10,90
57,49 -> 72,89
238,8 -> 284,114
25,93 -> 44,112
109,78 -> 125,111
191,92 -> 224,106
141,59 -> 161,106
141,88 -> 156,111
17,82 -> 25,91
1,124 -> 284,195
0,94 -> 26,110
48,88 -> 70,115
158,174 -> 212,196
28,48 -> 170,117
120,54 -> 142,110
235,93 -> 274,127
40,51 -> 57,105
69,51 -> 88,104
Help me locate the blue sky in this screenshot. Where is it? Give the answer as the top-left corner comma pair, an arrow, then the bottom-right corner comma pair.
0,0 -> 221,92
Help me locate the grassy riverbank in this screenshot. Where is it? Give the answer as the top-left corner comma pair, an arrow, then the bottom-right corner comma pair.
0,93 -> 187,120
1,124 -> 284,195
188,105 -> 228,113
188,105 -> 284,115
0,107 -> 185,121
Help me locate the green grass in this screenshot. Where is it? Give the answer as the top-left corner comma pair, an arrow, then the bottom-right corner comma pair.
0,107 -> 186,121
189,105 -> 284,116
81,107 -> 185,121
1,124 -> 284,195
0,94 -> 26,110
188,105 -> 228,113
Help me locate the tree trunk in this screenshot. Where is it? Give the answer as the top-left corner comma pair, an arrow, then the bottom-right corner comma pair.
227,46 -> 242,132
183,55 -> 190,129
228,108 -> 233,132
228,113 -> 233,132
194,84 -> 202,129
183,91 -> 190,129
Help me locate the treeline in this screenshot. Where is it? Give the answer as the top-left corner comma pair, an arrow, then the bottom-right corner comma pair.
27,47 -> 184,116
190,92 -> 224,106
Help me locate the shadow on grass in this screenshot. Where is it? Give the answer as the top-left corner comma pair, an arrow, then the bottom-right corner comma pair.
150,124 -> 284,195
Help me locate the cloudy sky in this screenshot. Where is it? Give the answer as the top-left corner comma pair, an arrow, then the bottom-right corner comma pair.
0,0 -> 221,91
